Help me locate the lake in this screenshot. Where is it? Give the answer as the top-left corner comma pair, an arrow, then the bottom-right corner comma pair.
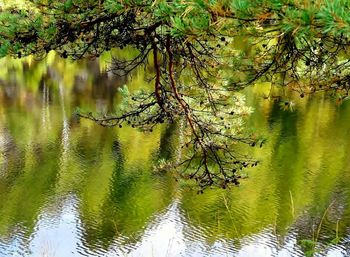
0,51 -> 350,257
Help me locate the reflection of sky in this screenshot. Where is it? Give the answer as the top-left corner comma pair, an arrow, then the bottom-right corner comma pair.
28,196 -> 81,257
124,201 -> 186,257
41,82 -> 51,132
59,82 -> 70,163
2,198 -> 345,257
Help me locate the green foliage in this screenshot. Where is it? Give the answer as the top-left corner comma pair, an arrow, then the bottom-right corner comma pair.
3,0 -> 350,57
104,0 -> 124,13
299,239 -> 317,257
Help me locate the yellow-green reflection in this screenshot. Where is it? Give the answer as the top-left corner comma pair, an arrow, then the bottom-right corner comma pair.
181,84 -> 350,250
0,53 -> 350,256
0,52 -> 174,254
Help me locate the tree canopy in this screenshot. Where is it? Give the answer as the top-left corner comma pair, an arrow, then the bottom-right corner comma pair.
1,0 -> 350,189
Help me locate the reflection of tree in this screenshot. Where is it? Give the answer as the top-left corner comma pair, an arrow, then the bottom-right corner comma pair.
0,53 -> 179,253
0,52 -> 125,114
178,91 -> 350,253
0,139 -> 61,237
67,89 -> 350,254
157,123 -> 178,162
74,125 -> 175,250
0,127 -> 23,198
76,139 -> 124,250
266,102 -> 301,232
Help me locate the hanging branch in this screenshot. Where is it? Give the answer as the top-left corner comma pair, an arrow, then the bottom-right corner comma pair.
4,0 -> 350,188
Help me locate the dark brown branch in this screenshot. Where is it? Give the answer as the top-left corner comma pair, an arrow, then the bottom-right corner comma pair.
152,38 -> 164,109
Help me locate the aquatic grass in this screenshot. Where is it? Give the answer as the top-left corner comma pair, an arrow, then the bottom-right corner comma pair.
222,194 -> 240,238
299,200 -> 337,257
289,190 -> 295,218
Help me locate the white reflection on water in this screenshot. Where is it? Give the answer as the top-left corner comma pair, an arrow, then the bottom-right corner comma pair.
5,197 -> 345,257
59,82 -> 70,156
27,196 -> 81,257
124,201 -> 186,257
41,82 -> 51,132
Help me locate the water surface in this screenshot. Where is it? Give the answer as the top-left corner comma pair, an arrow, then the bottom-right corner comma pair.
0,52 -> 350,257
